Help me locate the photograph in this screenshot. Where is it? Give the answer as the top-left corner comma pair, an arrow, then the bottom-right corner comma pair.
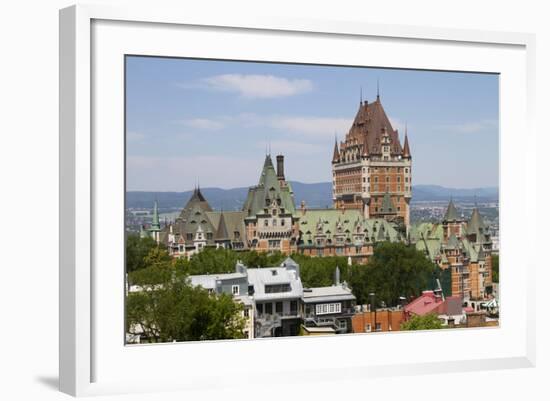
124,56 -> 499,344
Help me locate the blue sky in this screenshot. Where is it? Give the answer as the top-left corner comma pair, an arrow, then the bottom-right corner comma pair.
126,56 -> 499,191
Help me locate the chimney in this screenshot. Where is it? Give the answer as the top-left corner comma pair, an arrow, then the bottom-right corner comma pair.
276,155 -> 285,180
300,200 -> 306,215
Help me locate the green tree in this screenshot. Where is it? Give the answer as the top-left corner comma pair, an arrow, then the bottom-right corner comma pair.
126,246 -> 245,342
491,254 -> 499,283
401,313 -> 444,331
348,242 -> 436,306
126,234 -> 164,273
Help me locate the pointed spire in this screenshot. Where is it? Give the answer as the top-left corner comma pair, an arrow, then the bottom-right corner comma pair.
215,211 -> 230,240
360,86 -> 363,104
402,125 -> 411,158
376,78 -> 380,100
263,154 -> 274,169
151,199 -> 160,231
332,135 -> 340,163
443,198 -> 459,222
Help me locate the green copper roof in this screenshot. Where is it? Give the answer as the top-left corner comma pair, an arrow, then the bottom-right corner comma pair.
445,233 -> 460,249
466,207 -> 486,236
379,192 -> 397,214
215,212 -> 229,240
297,208 -> 399,246
151,200 -> 161,231
443,199 -> 459,222
242,155 -> 296,217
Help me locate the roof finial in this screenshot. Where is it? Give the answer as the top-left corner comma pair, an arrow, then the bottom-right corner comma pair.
377,78 -> 380,100
360,86 -> 363,104
268,141 -> 271,156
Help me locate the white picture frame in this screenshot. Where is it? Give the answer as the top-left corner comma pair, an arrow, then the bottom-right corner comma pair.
59,4 -> 536,397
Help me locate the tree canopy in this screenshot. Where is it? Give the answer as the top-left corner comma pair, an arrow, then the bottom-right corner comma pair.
400,313 -> 444,331
126,234 -> 165,273
347,242 -> 437,306
126,247 -> 245,343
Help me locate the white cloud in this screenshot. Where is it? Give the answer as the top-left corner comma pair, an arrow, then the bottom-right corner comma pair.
194,74 -> 314,99
179,118 -> 224,130
439,119 -> 498,134
270,116 -> 351,139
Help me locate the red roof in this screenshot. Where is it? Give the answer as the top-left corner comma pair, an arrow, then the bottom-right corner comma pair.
404,291 -> 463,317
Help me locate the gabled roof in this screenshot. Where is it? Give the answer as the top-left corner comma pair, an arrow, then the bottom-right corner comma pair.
379,192 -> 397,214
242,155 -> 296,217
443,199 -> 459,222
215,212 -> 229,240
466,207 -> 486,236
297,209 -> 399,246
445,233 -> 460,249
342,98 -> 403,156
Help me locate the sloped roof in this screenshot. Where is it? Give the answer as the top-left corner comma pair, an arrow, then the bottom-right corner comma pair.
297,208 -> 399,246
402,133 -> 411,158
247,266 -> 303,301
214,212 -> 229,240
466,207 -> 486,236
379,192 -> 397,214
242,155 -> 296,217
332,138 -> 340,163
443,199 -> 459,222
341,98 -> 403,156
302,284 -> 356,303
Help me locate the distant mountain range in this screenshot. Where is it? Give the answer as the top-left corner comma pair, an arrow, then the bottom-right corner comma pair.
126,182 -> 498,211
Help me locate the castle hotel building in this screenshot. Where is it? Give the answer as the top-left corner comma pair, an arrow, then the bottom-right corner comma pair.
332,94 -> 412,228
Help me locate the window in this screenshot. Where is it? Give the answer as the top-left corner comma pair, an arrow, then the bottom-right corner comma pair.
248,285 -> 254,296
186,233 -> 193,241
275,302 -> 283,314
290,300 -> 298,315
264,219 -> 269,227
273,219 -> 277,226
280,218 -> 285,226
375,322 -> 381,331
397,176 -> 401,182
257,303 -> 263,314
365,324 -> 372,332
244,308 -> 249,318
339,320 -> 347,330
232,285 -> 240,296
265,303 -> 273,315
265,284 -> 291,293
386,176 -> 389,183
374,177 -> 378,183
315,303 -> 342,315
206,232 -> 213,240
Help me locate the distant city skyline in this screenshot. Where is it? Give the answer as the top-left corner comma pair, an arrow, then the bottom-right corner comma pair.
126,56 -> 499,192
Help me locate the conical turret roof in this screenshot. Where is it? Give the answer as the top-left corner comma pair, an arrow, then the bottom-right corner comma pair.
402,132 -> 411,158
379,192 -> 397,214
443,199 -> 459,222
332,138 -> 340,163
215,212 -> 230,240
466,207 -> 486,237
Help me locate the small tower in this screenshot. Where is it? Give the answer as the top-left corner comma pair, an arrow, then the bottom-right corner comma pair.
442,198 -> 463,240
150,200 -> 161,243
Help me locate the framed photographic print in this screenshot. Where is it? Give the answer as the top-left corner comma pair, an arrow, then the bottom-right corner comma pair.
59,4 -> 536,397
